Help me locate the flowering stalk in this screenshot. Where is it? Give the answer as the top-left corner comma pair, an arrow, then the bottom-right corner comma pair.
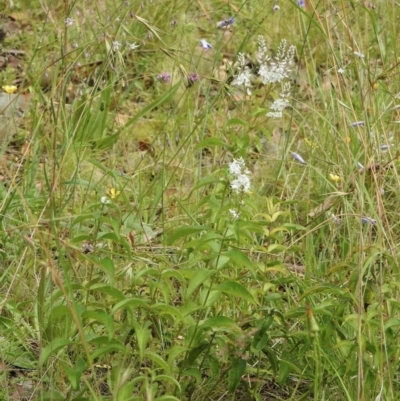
231,53 -> 253,96
257,37 -> 296,85
228,157 -> 251,194
266,82 -> 291,118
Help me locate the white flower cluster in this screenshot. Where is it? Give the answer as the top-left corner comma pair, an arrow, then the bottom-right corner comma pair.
231,53 -> 253,95
267,82 -> 291,118
257,37 -> 296,85
231,37 -> 295,119
228,157 -> 251,194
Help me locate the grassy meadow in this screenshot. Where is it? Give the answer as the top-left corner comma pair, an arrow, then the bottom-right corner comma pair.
1,0 -> 400,400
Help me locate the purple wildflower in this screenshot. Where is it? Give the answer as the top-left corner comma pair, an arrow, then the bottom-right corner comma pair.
157,72 -> 171,83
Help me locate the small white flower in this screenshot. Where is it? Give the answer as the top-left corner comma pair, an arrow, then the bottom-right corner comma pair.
128,42 -> 139,51
337,67 -> 345,74
291,152 -> 306,164
100,196 -> 110,204
229,209 -> 240,219
112,40 -> 122,51
273,5 -> 280,11
354,51 -> 365,59
65,17 -> 75,27
231,53 -> 253,95
200,39 -> 212,50
228,157 -> 251,194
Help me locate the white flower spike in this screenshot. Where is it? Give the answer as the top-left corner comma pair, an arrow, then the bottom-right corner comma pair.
257,37 -> 296,84
266,83 -> 291,118
228,157 -> 251,194
231,53 -> 253,95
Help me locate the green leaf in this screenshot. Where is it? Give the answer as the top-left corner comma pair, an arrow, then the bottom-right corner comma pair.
189,175 -> 225,193
40,338 -> 73,365
299,283 -> 347,300
111,298 -> 149,314
228,358 -> 246,392
99,257 -> 115,286
144,350 -> 170,374
135,327 -> 151,361
181,368 -> 202,383
61,358 -> 86,391
277,359 -> 291,384
222,249 -> 256,276
194,137 -> 229,150
92,341 -> 127,360
166,225 -> 209,245
91,133 -> 120,150
154,375 -> 181,390
226,118 -> 248,126
200,316 -> 239,331
87,158 -> 108,173
47,305 -> 70,321
214,281 -> 256,304
167,345 -> 188,368
81,310 -> 115,339
152,304 -> 185,323
88,284 -> 126,302
186,269 -> 214,299
97,232 -> 132,256
252,317 -> 273,350
384,318 -> 400,331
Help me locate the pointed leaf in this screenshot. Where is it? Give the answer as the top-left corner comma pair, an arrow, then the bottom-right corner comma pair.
40,338 -> 73,365
214,281 -> 256,304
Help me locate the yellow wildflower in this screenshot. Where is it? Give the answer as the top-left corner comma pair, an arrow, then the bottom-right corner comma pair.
2,85 -> 18,94
329,174 -> 340,182
304,137 -> 318,149
106,188 -> 120,199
